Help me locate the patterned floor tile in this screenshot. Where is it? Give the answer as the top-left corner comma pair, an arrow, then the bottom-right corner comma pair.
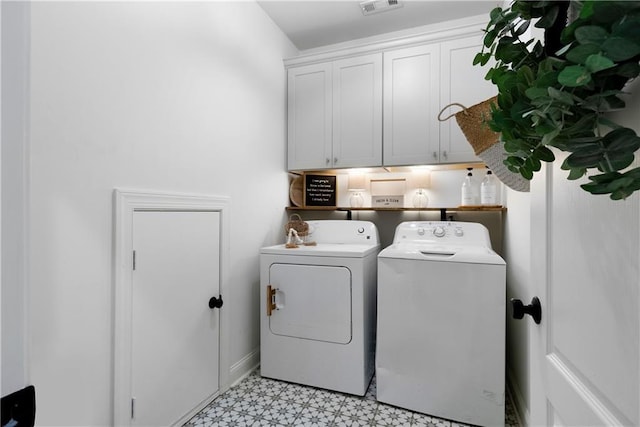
295,406 -> 337,426
411,412 -> 452,427
308,389 -> 346,413
337,397 -> 376,422
374,403 -> 414,426
183,368 -> 522,427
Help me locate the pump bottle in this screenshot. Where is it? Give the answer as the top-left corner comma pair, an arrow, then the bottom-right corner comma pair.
480,168 -> 498,205
461,168 -> 474,206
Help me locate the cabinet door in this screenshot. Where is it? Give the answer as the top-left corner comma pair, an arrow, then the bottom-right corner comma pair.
332,53 -> 383,168
383,44 -> 441,166
440,34 -> 497,164
288,63 -> 333,170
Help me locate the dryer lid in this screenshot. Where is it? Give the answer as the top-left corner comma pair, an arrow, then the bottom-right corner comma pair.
261,243 -> 380,258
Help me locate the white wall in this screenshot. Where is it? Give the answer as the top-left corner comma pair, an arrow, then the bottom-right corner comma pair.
27,2 -> 296,425
502,187 -> 531,425
1,1 -> 30,397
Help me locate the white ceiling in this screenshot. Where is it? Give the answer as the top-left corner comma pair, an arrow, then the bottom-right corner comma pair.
257,0 -> 499,51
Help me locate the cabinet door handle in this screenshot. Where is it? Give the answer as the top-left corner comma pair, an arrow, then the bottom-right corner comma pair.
433,151 -> 438,159
334,157 -> 338,164
326,158 -> 331,165
442,150 -> 448,159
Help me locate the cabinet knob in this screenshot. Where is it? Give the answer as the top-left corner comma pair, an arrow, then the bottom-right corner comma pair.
442,150 -> 448,159
326,158 -> 330,165
433,151 -> 438,159
334,157 -> 338,164
208,295 -> 223,309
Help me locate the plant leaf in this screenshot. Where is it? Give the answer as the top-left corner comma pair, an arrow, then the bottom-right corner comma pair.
535,5 -> 559,29
612,18 -> 640,45
567,167 -> 587,180
525,156 -> 542,172
534,145 -> 556,162
547,87 -> 575,105
599,151 -> 635,172
513,20 -> 531,37
525,87 -> 549,100
566,146 -> 605,168
520,166 -> 534,180
574,25 -> 609,45
558,65 -> 592,87
484,30 -> 498,48
614,61 -> 640,78
602,127 -> 640,151
473,52 -> 490,66
584,53 -> 616,73
566,43 -> 601,64
581,181 -> 612,194
602,37 -> 640,61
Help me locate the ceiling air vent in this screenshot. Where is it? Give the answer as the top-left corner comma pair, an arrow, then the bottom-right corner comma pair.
360,0 -> 403,16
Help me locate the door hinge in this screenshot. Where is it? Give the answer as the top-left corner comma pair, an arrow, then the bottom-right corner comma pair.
132,250 -> 136,271
131,397 -> 135,419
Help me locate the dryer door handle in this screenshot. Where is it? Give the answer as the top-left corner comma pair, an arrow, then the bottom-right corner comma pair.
267,285 -> 277,316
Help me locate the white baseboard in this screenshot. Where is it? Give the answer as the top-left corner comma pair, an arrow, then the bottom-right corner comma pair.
229,348 -> 260,387
507,366 -> 530,427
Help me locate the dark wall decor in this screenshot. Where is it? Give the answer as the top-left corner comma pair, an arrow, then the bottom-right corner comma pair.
304,174 -> 337,207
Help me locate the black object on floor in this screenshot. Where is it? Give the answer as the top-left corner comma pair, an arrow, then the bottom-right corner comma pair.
1,385 -> 36,427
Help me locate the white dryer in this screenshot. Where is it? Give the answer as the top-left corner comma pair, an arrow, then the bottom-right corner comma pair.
260,220 -> 379,396
377,221 -> 506,427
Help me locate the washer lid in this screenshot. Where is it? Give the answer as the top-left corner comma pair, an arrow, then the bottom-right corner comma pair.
261,243 -> 380,258
379,243 -> 505,265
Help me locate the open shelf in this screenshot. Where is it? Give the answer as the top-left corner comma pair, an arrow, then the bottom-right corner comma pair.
286,205 -> 506,220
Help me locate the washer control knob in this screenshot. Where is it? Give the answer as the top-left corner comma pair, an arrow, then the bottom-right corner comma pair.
454,227 -> 464,237
433,226 -> 446,237
417,228 -> 425,236
357,227 -> 365,234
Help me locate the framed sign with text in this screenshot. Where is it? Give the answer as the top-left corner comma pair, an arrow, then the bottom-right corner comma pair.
304,174 -> 337,207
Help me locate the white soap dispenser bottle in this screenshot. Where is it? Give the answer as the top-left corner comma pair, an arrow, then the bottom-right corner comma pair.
461,168 -> 474,206
480,167 -> 498,205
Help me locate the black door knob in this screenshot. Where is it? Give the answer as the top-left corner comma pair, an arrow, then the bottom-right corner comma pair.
209,295 -> 223,309
511,297 -> 541,324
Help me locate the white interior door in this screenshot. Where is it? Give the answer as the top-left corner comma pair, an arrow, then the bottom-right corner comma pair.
131,210 -> 221,426
529,158 -> 639,426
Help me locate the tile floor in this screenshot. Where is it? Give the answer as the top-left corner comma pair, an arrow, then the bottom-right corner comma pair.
184,369 -> 521,427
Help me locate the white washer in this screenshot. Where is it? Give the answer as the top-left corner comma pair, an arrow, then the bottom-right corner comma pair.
260,220 -> 379,396
377,221 -> 506,427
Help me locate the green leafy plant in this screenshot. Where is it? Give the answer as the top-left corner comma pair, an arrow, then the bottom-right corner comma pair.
475,0 -> 640,199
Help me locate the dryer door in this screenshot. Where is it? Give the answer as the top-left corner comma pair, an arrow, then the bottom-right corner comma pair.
268,263 -> 352,344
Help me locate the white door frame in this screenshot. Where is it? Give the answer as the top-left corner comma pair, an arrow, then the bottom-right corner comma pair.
112,189 -> 231,426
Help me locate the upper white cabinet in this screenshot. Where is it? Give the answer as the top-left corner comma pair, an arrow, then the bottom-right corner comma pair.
286,16 -> 496,171
287,54 -> 382,171
287,62 -> 333,171
383,44 -> 441,166
383,33 -> 496,166
439,34 -> 497,164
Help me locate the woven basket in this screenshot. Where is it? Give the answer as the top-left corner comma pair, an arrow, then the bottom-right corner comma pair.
438,96 -> 499,155
284,213 -> 309,237
438,96 -> 530,192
